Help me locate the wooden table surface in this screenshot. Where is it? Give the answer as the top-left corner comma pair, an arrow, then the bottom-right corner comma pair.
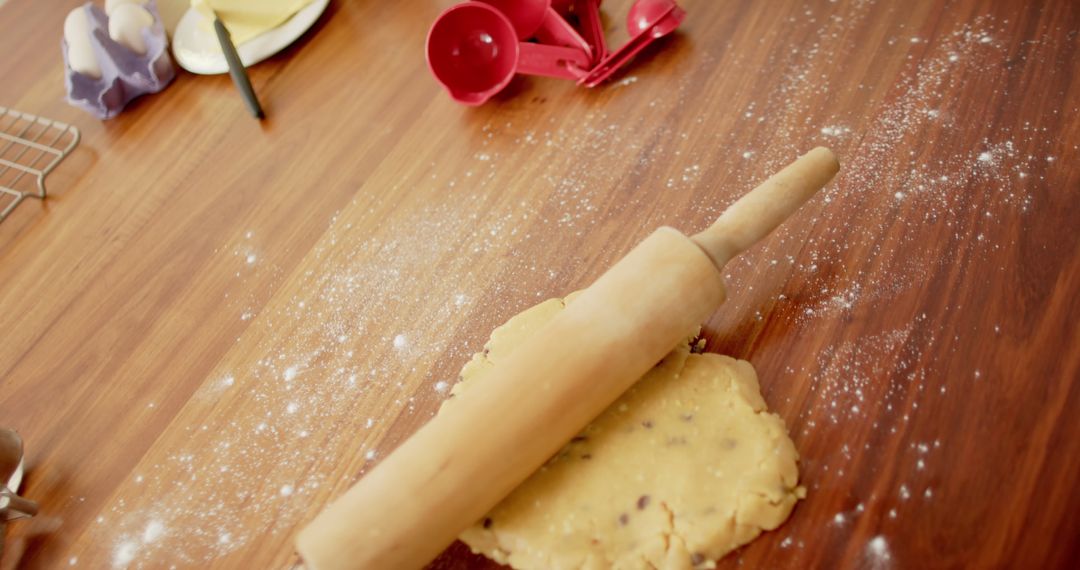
2,0 -> 1078,568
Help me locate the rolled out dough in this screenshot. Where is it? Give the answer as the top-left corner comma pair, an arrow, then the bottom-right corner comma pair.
441,294 -> 804,570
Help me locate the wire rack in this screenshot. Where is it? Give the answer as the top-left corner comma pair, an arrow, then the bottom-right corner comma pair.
0,106 -> 81,223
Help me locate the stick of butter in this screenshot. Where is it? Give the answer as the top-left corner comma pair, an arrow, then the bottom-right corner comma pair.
192,0 -> 313,45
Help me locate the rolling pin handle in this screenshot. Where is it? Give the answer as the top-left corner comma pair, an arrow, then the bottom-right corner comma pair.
692,147 -> 839,269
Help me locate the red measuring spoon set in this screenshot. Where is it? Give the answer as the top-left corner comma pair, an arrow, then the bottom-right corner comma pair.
426,0 -> 686,105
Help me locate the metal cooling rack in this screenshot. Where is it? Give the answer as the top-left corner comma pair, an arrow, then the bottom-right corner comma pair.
0,106 -> 81,223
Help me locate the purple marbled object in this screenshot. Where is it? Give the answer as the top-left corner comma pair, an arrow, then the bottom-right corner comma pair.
62,1 -> 175,119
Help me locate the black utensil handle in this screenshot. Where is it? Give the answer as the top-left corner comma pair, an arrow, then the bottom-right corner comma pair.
213,18 -> 264,119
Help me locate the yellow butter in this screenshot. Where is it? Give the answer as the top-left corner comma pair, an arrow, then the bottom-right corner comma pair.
192,0 -> 312,45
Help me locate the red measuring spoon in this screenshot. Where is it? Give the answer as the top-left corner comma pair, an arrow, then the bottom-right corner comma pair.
479,0 -> 593,60
580,0 -> 685,87
574,0 -> 607,64
549,0 -> 606,64
427,2 -> 591,105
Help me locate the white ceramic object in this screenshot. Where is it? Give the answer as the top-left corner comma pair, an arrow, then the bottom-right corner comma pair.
171,0 -> 329,75
64,7 -> 103,78
63,2 -> 175,119
108,3 -> 155,55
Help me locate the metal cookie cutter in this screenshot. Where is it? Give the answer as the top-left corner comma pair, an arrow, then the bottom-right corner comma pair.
1,428 -> 37,521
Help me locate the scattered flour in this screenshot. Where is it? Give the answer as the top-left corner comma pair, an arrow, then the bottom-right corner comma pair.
111,541 -> 137,568
867,535 -> 891,561
90,5 -> 1070,567
819,125 -> 851,138
141,521 -> 165,544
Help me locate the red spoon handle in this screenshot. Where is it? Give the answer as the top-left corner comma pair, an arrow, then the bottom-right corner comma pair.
581,5 -> 684,87
517,42 -> 590,79
575,0 -> 606,63
580,33 -> 650,86
534,7 -> 593,59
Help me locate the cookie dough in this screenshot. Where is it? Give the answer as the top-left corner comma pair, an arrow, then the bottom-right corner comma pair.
441,294 -> 804,570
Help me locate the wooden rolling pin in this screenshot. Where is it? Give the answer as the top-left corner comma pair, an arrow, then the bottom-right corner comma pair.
296,147 -> 840,569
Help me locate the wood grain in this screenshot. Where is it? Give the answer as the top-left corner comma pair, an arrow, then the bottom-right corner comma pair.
1,0 -> 1078,568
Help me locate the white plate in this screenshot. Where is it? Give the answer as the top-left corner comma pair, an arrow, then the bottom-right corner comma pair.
171,0 -> 330,75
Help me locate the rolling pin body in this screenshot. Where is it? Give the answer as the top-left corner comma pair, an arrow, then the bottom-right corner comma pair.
297,228 -> 725,569
297,148 -> 840,569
